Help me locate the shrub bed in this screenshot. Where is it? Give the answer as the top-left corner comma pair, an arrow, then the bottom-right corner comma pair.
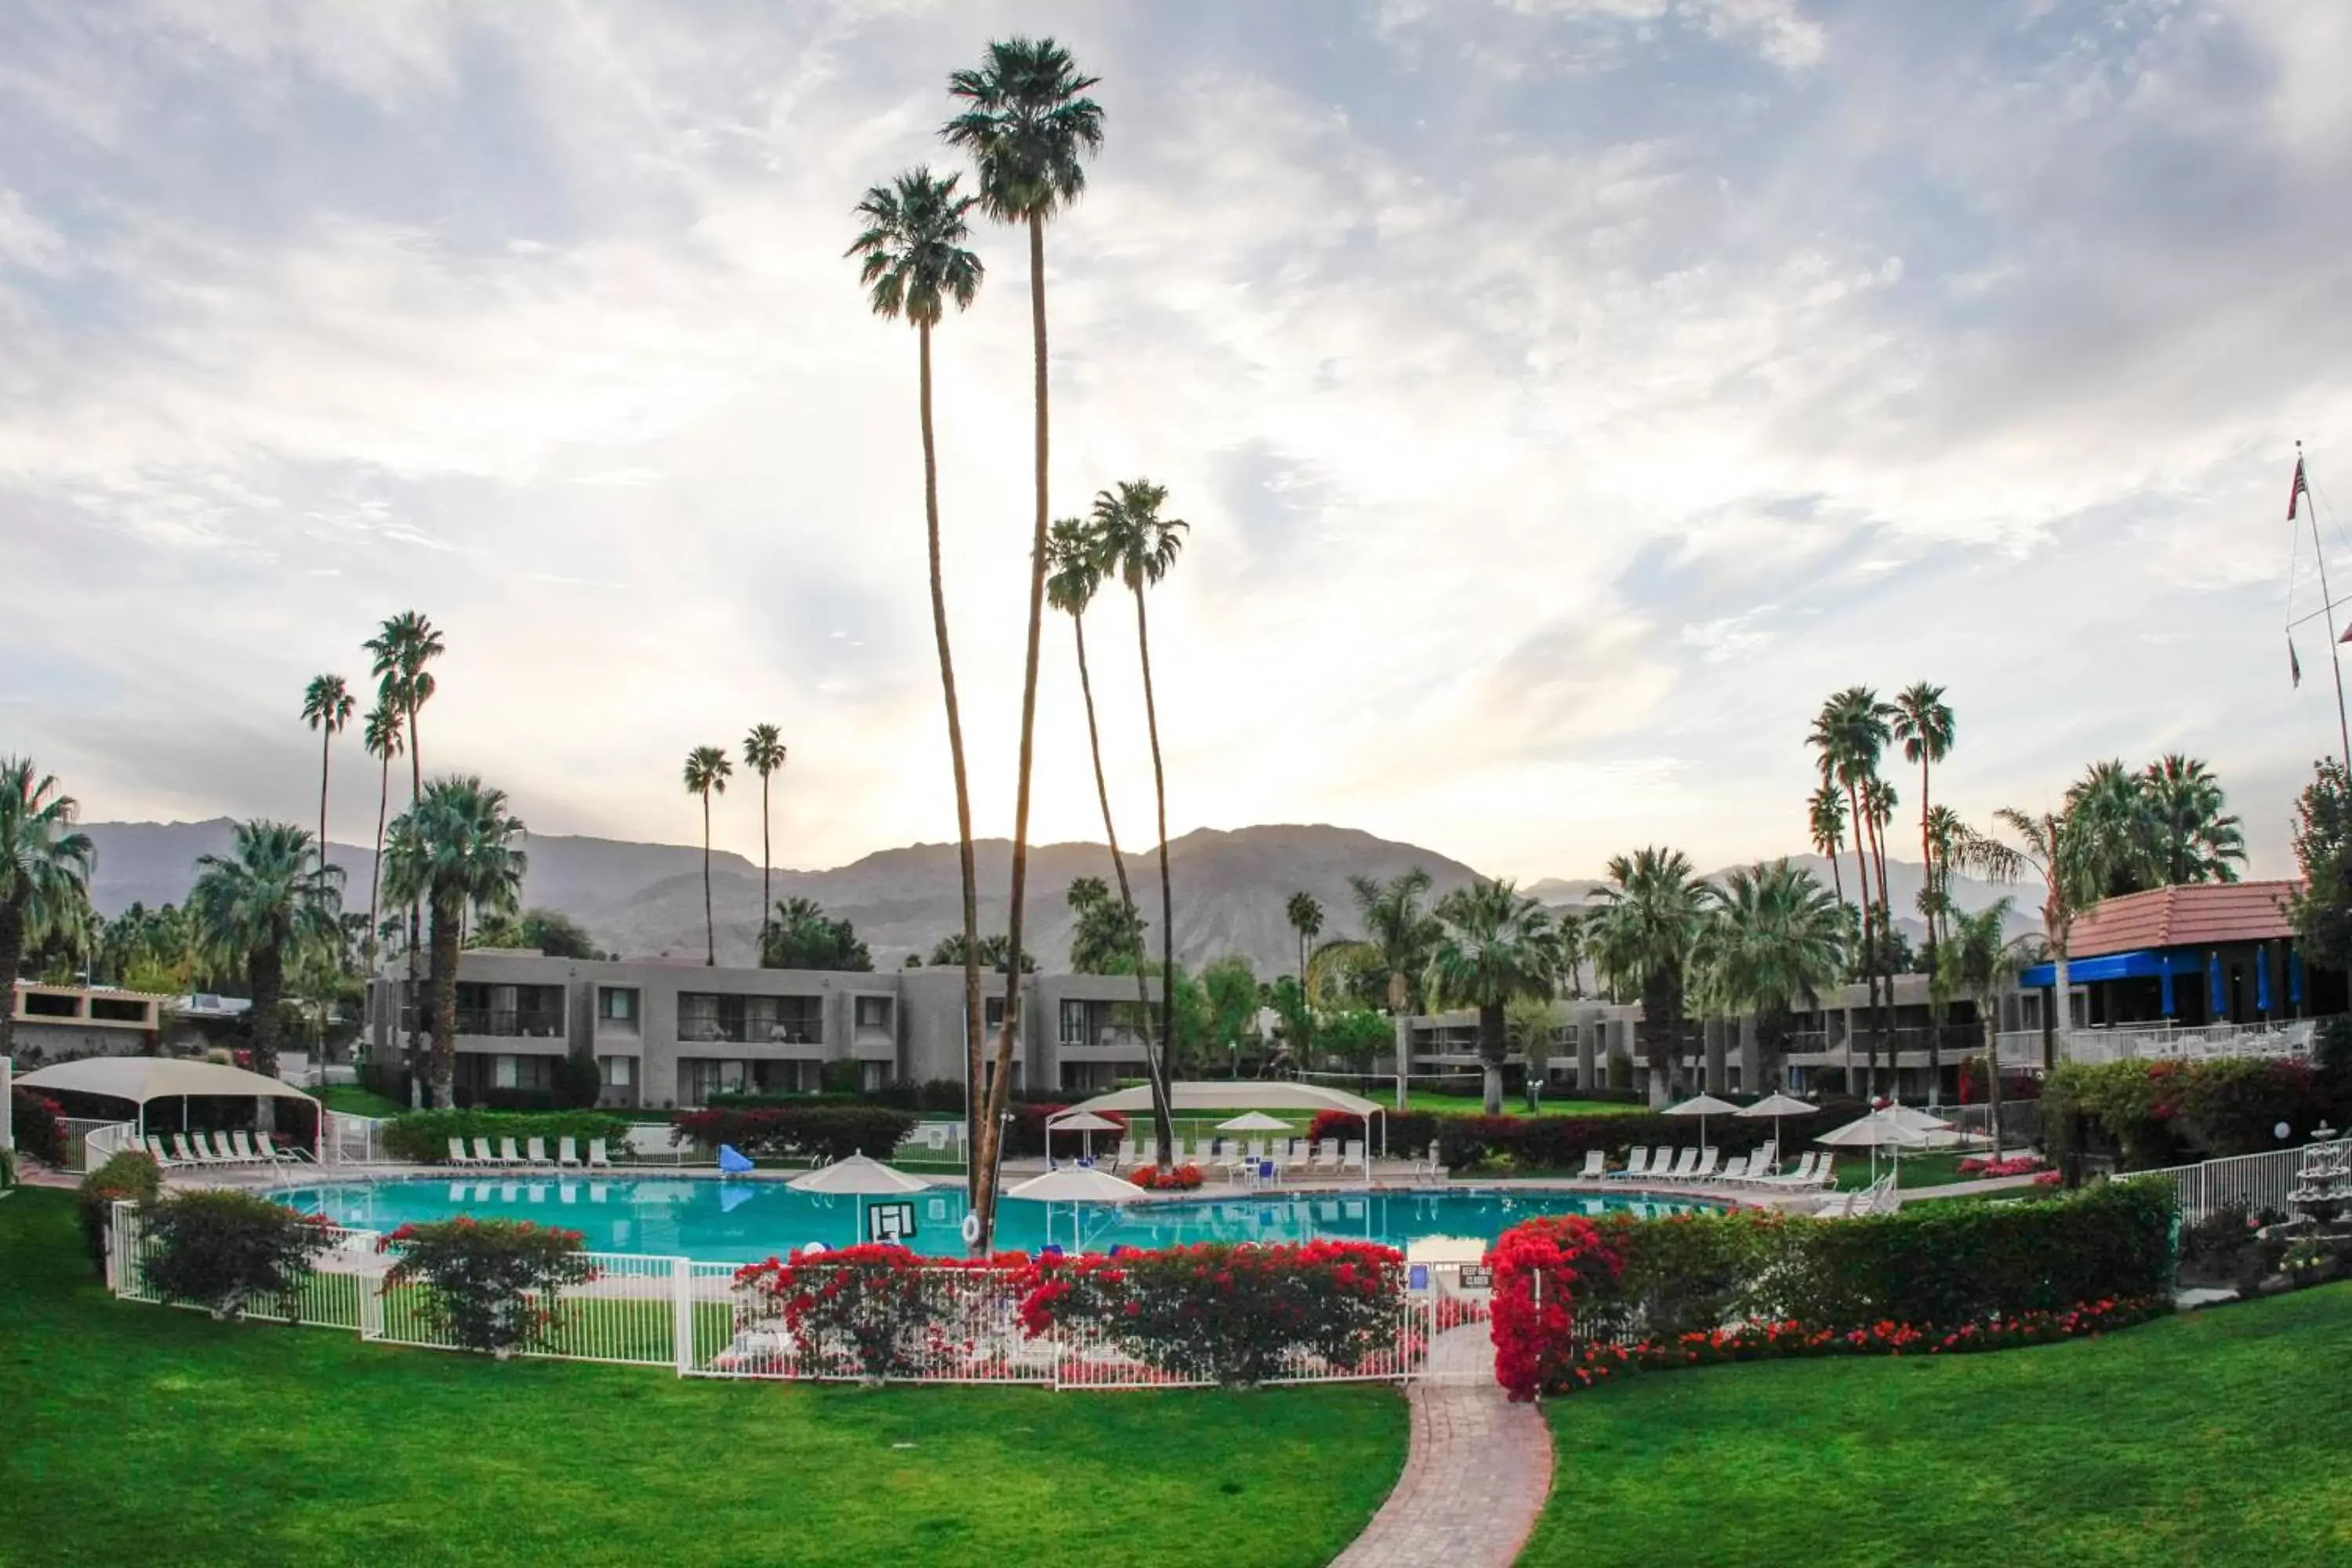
9,1087 -> 67,1167
671,1105 -> 916,1164
379,1218 -> 597,1356
1434,1098 -> 1871,1174
1956,1155 -> 2048,1178
2045,1057 -> 2342,1169
75,1151 -> 163,1272
1016,1240 -> 1406,1385
1305,1109 -> 1439,1155
143,1189 -> 336,1320
1130,1163 -> 1203,1191
381,1109 -> 631,1164
1487,1178 -> 2180,1400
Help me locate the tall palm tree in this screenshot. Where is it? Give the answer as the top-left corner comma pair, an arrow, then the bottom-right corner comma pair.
1806,783 -> 1848,906
366,611 -> 445,1068
1587,847 -> 1708,1105
1350,869 -> 1441,1014
1091,478 -> 1188,1150
1423,879 -> 1562,1114
2140,753 -> 2246,885
360,704 -> 403,965
188,821 -> 343,1080
1047,514 -> 1165,1136
0,758 -> 94,1062
682,746 -> 732,967
381,777 -> 528,1107
1984,808 -> 2068,1058
943,38 -> 1104,1239
1809,687 -> 1895,1094
1284,891 -> 1324,1000
1691,860 -> 1847,1091
1940,898 -> 2024,1156
299,675 -> 356,881
743,724 -> 788,942
2063,759 -> 2157,901
1890,683 -> 1955,956
848,165 -> 988,1210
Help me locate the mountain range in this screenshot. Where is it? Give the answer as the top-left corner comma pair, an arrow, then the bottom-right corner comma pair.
73,819 -> 2037,976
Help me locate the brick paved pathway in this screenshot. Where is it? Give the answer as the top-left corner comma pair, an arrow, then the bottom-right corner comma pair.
1330,1323 -> 1552,1568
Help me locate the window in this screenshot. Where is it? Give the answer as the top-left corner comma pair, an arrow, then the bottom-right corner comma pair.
855,995 -> 892,1032
861,1061 -> 887,1094
91,997 -> 149,1023
985,996 -> 1007,1029
1059,1000 -> 1089,1045
601,1055 -> 633,1087
494,1054 -> 519,1089
23,992 -> 76,1018
599,988 -> 637,1023
679,1058 -> 751,1104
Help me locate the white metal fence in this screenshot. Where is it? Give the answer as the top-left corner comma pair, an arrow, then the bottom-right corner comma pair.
2143,1140 -> 2349,1224
106,1200 -> 1482,1389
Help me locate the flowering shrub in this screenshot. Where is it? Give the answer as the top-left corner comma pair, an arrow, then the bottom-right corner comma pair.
1015,1240 -> 1405,1385
1129,1163 -> 1203,1191
671,1105 -> 916,1164
2045,1057 -> 2338,1167
1486,1215 -> 1624,1400
1956,1156 -> 2049,1178
143,1189 -> 336,1321
76,1150 -> 163,1272
9,1088 -> 67,1167
378,1218 -> 597,1356
732,1246 -> 1024,1381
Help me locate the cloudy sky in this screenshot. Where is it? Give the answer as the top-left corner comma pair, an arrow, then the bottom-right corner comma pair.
5,0 -> 2352,883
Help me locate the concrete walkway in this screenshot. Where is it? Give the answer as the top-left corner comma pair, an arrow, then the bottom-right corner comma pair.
1897,1172 -> 2046,1203
1330,1324 -> 1551,1568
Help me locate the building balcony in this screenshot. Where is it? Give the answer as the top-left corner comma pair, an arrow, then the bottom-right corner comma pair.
453,1007 -> 566,1040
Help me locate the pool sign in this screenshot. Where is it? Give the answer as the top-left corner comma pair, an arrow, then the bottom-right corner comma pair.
1458,1266 -> 1493,1290
866,1201 -> 917,1244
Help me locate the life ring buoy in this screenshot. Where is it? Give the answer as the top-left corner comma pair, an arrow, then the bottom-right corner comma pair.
960,1212 -> 983,1247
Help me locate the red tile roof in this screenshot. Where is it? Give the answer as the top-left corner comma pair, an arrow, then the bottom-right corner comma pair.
2066,880 -> 2302,959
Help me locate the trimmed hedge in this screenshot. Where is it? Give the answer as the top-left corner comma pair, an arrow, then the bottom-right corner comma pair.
671,1105 -> 916,1164
381,1109 -> 632,1165
1488,1178 -> 2180,1399
1433,1098 -> 1871,1174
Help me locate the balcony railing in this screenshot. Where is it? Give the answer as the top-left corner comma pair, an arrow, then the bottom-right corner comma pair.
2058,1018 -> 2322,1065
454,1008 -> 566,1040
1059,1026 -> 1149,1050
677,1019 -> 822,1046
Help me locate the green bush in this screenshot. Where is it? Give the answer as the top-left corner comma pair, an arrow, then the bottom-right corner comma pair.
1432,1100 -> 1871,1174
379,1218 -> 596,1356
143,1189 -> 336,1320
671,1105 -> 916,1163
75,1151 -> 164,1272
9,1087 -> 68,1167
380,1109 -> 631,1164
2046,1058 -> 2338,1168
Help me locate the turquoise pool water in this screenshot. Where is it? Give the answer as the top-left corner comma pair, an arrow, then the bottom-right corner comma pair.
273,1178 -> 1716,1262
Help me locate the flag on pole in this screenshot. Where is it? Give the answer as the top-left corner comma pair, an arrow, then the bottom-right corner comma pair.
2292,637 -> 2303,688
2290,456 -> 2311,520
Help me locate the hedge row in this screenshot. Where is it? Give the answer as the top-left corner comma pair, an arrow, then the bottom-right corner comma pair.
1488,1178 -> 2180,1399
1428,1099 -> 1872,1173
382,1110 -> 634,1164
671,1105 -> 918,1165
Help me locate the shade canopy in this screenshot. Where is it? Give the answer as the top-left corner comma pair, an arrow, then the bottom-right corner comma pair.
1665,1094 -> 1742,1118
16,1055 -> 318,1108
786,1154 -> 931,1196
1005,1167 -> 1145,1205
1816,1111 -> 1931,1149
1046,1111 -> 1125,1133
1217,1111 -> 1293,1132
1063,1080 -> 1381,1117
1738,1094 -> 1819,1120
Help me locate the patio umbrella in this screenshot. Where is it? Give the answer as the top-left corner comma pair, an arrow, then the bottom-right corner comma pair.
1217,1111 -> 1292,1132
789,1154 -> 932,1247
1664,1093 -> 1742,1154
1047,1109 -> 1123,1161
1816,1109 -> 1930,1183
1006,1165 -> 1146,1253
1735,1093 -> 1819,1171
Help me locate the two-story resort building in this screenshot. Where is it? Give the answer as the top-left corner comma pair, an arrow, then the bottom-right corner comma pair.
362,953 -> 1159,1109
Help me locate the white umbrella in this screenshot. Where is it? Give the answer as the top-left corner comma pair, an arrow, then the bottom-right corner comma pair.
1816,1109 -> 1930,1184
1047,1109 -> 1124,1161
1736,1093 -> 1820,1173
1006,1165 -> 1146,1254
1217,1111 -> 1292,1131
789,1155 -> 931,1246
1884,1102 -> 1960,1150
1664,1093 -> 1742,1153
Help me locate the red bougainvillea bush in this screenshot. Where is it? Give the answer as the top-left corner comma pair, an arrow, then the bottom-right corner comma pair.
732,1246 -> 1029,1382
1128,1163 -> 1203,1191
1016,1240 -> 1405,1385
379,1218 -> 597,1357
1486,1215 -> 1626,1400
1956,1156 -> 2049,1178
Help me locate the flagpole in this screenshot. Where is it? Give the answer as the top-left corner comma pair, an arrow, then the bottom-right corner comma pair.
2301,441 -> 2352,775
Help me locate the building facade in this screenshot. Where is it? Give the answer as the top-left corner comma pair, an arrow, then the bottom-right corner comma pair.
364,952 -> 1160,1108
6,981 -> 169,1063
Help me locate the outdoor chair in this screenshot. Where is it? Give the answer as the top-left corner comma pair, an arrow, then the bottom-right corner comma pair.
260,1132 -> 310,1163
1341,1138 -> 1365,1174
1762,1151 -> 1815,1187
1578,1150 -> 1606,1179
1312,1139 -> 1342,1174
230,1131 -> 265,1163
449,1138 -> 478,1167
1284,1138 -> 1315,1175
1811,1155 -> 1837,1188
1657,1147 -> 1696,1181
558,1137 -> 581,1168
1719,1151 -> 1755,1182
469,1137 -> 497,1164
1610,1147 -> 1650,1180
586,1138 -> 612,1170
1689,1148 -> 1720,1182
499,1138 -> 526,1167
525,1137 -> 552,1167
170,1133 -> 202,1164
1112,1138 -> 1138,1171
144,1136 -> 176,1168
193,1132 -> 233,1163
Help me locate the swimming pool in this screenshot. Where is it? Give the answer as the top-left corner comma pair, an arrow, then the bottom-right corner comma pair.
273,1178 -> 1717,1262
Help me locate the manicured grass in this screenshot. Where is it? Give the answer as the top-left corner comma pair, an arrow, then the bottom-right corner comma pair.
1829,1149 -> 1976,1190
319,1083 -> 406,1118
1402,1093 -> 1646,1119
1523,1284 -> 2352,1568
0,1191 -> 1405,1567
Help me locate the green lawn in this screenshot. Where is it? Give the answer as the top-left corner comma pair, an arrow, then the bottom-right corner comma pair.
1524,1283 -> 2352,1568
1402,1093 -> 1646,1119
0,1191 -> 1405,1567
318,1083 -> 406,1118
1829,1149 -> 1976,1190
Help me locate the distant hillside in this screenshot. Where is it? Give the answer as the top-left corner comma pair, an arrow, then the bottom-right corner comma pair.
72,820 -> 2039,975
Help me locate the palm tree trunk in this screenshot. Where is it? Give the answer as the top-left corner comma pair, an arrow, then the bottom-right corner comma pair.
1843,780 -> 1878,1097
1867,797 -> 1895,1096
701,790 -> 715,967
1073,611 -> 1167,1141
405,695 -> 423,1080
760,772 -> 772,949
249,943 -> 285,1079
1919,757 -> 1940,1102
316,729 -> 331,1071
366,750 -> 389,965
429,898 -> 459,1108
1134,578 -> 1179,1169
0,898 -> 22,1062
916,319 -> 986,1217
973,212 -> 1054,1250
1982,1007 -> 2004,1159
1480,1002 -> 1504,1114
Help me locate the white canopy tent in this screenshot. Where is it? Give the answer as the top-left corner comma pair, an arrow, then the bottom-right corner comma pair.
16,1057 -> 320,1142
1062,1080 -> 1388,1165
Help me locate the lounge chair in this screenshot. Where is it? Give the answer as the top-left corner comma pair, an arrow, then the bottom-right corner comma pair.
498,1138 -> 526,1167
1660,1147 -> 1698,1181
1221,1139 -> 1266,1180
259,1132 -> 311,1163
1733,1143 -> 1777,1184
449,1138 -> 480,1167
194,1132 -> 234,1163
558,1137 -> 582,1168
170,1133 -> 202,1165
1283,1138 -> 1314,1175
1341,1139 -> 1365,1174
1311,1139 -> 1342,1175
230,1131 -> 270,1164
1610,1147 -> 1650,1181
1719,1151 -> 1755,1183
1111,1137 -> 1138,1171
1760,1151 -> 1816,1188
586,1138 -> 612,1170
1810,1155 -> 1837,1189
145,1135 -> 176,1168
1687,1148 -> 1720,1183
471,1137 -> 499,1165
1578,1149 -> 1606,1180
524,1137 -> 552,1167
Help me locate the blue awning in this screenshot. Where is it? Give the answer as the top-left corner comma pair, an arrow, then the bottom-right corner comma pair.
2018,949 -> 2208,988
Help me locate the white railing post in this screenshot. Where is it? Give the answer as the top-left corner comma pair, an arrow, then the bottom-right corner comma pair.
672,1258 -> 693,1376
